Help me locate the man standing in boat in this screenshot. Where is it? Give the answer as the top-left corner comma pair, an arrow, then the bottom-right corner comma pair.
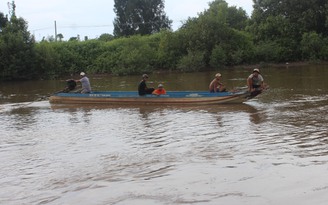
138,74 -> 154,95
76,72 -> 91,93
247,68 -> 264,93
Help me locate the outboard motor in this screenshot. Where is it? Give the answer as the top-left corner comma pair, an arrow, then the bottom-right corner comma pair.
61,79 -> 77,93
66,79 -> 77,91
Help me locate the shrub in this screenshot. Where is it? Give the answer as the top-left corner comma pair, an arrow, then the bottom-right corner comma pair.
177,50 -> 206,72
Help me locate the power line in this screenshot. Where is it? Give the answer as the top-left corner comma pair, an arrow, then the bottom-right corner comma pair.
60,24 -> 114,29
30,19 -> 186,32
30,24 -> 114,32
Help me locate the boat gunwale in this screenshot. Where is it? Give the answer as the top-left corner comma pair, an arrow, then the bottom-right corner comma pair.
49,90 -> 251,105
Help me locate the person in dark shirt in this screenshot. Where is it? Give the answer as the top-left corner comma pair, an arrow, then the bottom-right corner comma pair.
138,74 -> 154,95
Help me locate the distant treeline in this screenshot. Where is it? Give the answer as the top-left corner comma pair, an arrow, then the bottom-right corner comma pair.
1,0 -> 328,80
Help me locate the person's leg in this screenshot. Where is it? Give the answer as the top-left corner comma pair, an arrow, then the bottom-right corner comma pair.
219,85 -> 226,92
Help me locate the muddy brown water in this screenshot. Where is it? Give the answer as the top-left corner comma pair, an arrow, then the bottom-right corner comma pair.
1,65 -> 327,205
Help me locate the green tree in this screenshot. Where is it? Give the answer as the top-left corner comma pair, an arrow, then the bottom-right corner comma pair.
98,33 -> 114,41
109,35 -> 157,75
300,32 -> 326,60
251,0 -> 328,37
56,33 -> 64,41
177,0 -> 252,68
157,30 -> 185,69
209,45 -> 227,67
249,0 -> 328,61
177,50 -> 206,72
35,41 -> 61,79
0,1 -> 36,80
0,12 -> 8,32
113,0 -> 172,37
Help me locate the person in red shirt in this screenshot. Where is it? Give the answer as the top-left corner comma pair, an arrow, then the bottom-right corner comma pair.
152,84 -> 166,95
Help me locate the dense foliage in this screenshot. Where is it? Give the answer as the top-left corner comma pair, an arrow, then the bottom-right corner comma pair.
0,0 -> 328,81
113,0 -> 172,36
0,2 -> 36,80
249,0 -> 328,62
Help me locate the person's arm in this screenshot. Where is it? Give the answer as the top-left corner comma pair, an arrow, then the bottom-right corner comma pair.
260,75 -> 264,89
152,89 -> 159,95
218,81 -> 226,92
213,80 -> 219,92
260,81 -> 264,90
247,77 -> 253,92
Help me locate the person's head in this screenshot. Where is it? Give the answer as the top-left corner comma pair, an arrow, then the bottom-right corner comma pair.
80,72 -> 86,76
215,73 -> 221,79
142,74 -> 149,80
253,68 -> 260,76
158,84 -> 164,90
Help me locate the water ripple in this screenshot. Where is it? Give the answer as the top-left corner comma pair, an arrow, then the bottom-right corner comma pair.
1,94 -> 328,204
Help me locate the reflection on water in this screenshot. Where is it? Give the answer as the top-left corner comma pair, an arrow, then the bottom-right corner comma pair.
1,65 -> 328,205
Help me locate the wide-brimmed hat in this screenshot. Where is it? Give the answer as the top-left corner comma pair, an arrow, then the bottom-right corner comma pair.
158,84 -> 163,88
80,72 -> 86,76
253,68 -> 260,74
215,73 -> 221,78
142,74 -> 149,78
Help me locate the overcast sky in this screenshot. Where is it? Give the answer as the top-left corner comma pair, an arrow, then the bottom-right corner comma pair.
0,0 -> 253,41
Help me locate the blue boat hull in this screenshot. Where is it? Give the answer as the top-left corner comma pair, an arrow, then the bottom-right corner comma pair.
49,90 -> 256,105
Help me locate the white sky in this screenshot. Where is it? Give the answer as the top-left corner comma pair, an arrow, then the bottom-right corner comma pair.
0,0 -> 253,41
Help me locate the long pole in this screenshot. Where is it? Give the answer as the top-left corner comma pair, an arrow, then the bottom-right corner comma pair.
54,20 -> 57,42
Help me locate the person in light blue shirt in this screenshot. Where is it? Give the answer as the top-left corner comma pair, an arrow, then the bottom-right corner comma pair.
76,72 -> 91,93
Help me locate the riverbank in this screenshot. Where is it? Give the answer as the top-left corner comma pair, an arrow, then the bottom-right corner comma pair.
234,60 -> 328,69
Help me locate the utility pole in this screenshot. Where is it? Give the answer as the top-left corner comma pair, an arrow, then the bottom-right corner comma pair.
54,20 -> 57,42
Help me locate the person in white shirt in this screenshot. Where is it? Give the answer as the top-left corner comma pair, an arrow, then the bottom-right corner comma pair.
247,68 -> 264,92
76,72 -> 91,93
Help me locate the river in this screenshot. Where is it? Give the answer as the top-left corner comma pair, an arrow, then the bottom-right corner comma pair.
0,64 -> 328,205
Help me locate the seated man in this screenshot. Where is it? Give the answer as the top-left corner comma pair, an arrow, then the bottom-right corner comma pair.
209,73 -> 226,92
247,68 -> 264,92
247,68 -> 265,97
75,72 -> 91,93
138,74 -> 154,95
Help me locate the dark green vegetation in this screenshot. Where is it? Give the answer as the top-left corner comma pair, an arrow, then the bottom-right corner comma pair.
1,0 -> 328,80
113,0 -> 172,37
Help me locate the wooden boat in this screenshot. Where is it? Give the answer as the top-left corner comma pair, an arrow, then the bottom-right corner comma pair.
49,89 -> 261,105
